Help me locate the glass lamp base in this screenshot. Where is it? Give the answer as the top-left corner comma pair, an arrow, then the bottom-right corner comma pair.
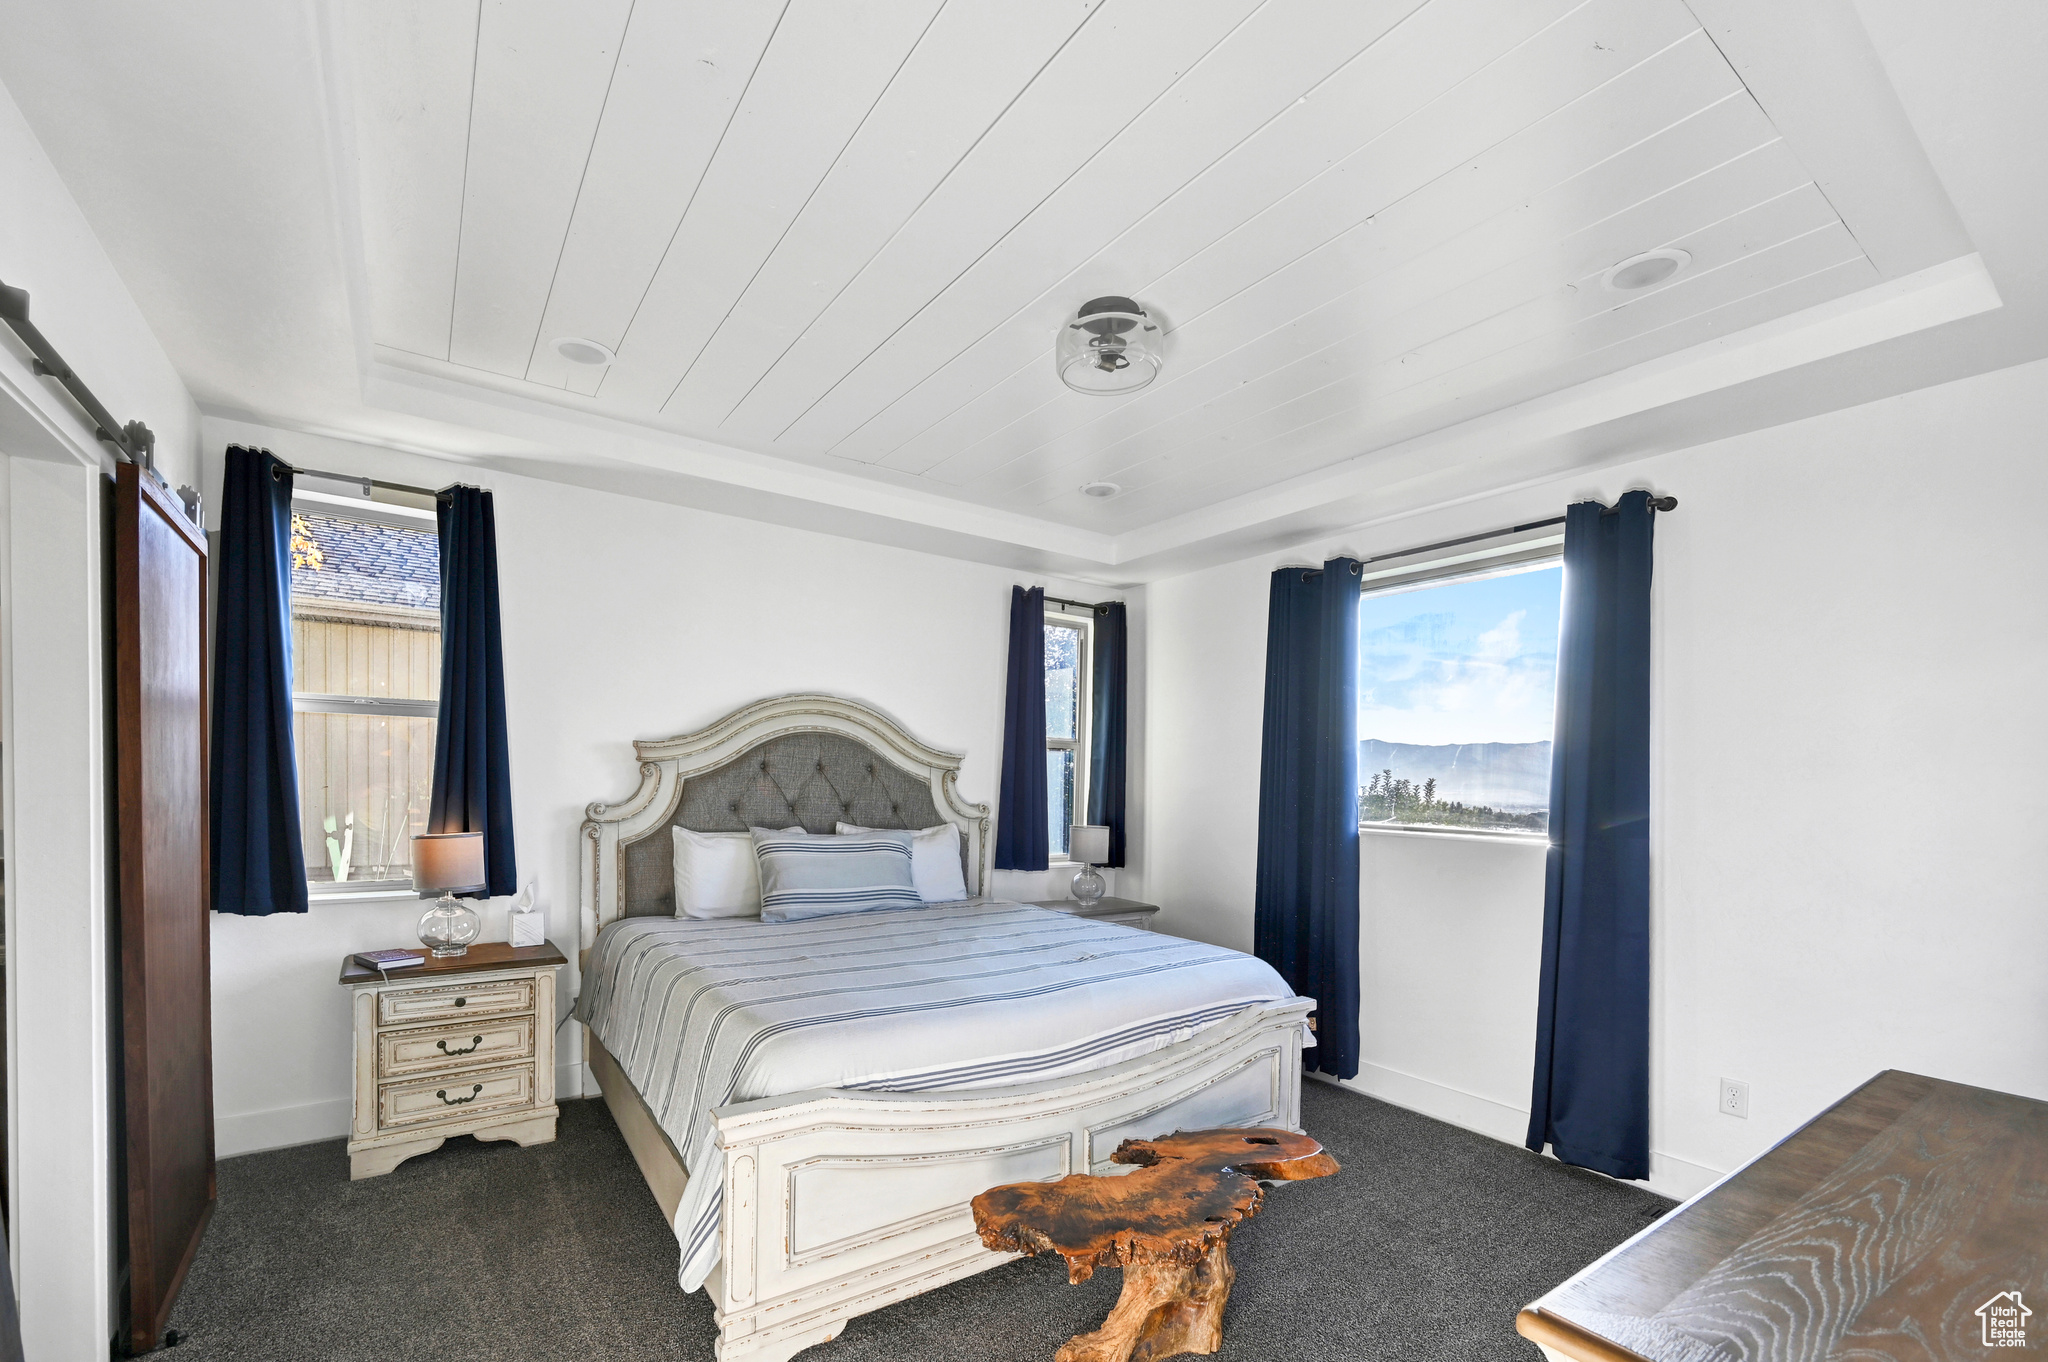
418,893 -> 483,958
1070,865 -> 1106,907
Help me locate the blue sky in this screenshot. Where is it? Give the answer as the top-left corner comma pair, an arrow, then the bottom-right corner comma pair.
1357,563 -> 1563,746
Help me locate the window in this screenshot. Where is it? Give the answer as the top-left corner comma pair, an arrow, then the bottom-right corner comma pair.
288,499 -> 441,894
1044,611 -> 1093,861
1357,550 -> 1562,837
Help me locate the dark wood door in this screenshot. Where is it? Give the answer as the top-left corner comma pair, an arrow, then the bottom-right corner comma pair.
113,463 -> 214,1353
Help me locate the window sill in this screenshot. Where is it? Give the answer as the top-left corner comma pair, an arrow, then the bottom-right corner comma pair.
1358,824 -> 1549,846
308,887 -> 425,904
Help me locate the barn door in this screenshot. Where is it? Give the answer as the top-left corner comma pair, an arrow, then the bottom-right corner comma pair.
112,462 -> 214,1352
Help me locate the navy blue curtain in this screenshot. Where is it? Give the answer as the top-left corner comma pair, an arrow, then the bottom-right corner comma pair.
209,446 -> 308,915
1526,491 -> 1657,1179
429,486 -> 517,896
1086,601 -> 1128,868
1253,558 -> 1361,1079
994,586 -> 1049,871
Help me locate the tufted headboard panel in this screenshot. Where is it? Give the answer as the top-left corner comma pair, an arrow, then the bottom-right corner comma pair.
619,731 -> 947,918
580,694 -> 991,947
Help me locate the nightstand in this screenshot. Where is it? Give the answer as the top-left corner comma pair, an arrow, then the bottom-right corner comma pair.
1028,896 -> 1161,930
338,941 -> 568,1179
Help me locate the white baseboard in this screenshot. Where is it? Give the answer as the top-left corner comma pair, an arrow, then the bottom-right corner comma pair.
216,1061 -> 587,1158
1334,1061 -> 1532,1146
215,1096 -> 353,1158
1643,1148 -> 1722,1202
1315,1063 -> 1723,1203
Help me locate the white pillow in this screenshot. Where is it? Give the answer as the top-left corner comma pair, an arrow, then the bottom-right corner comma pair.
672,826 -> 798,919
836,822 -> 969,904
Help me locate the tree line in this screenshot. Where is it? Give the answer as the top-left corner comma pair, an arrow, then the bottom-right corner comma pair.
1359,768 -> 1547,832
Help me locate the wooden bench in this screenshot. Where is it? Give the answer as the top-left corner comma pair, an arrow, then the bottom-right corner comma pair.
1518,1070 -> 2048,1362
972,1127 -> 1339,1362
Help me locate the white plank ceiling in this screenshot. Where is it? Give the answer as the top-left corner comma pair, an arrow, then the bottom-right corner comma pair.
347,0 -> 1883,532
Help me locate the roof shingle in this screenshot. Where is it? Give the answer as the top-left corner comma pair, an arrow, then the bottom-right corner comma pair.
291,513 -> 440,611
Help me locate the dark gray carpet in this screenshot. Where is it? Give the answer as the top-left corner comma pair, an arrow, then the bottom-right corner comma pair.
165,1081 -> 1670,1361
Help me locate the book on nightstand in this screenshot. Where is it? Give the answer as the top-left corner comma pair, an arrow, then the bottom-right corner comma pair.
352,949 -> 425,971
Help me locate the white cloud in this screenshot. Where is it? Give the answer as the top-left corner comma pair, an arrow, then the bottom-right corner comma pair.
1358,608 -> 1556,744
1475,610 -> 1525,660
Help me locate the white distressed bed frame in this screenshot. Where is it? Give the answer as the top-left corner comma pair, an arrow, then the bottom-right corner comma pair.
579,694 -> 1310,1362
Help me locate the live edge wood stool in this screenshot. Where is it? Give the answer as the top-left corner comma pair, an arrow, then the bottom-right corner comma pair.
973,1128 -> 1339,1362
338,941 -> 568,1179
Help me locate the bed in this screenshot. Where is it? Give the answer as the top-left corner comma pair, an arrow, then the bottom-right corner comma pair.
576,694 -> 1313,1362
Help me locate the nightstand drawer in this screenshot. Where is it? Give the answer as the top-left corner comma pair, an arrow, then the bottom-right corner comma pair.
376,977 -> 534,1027
378,1063 -> 535,1130
377,1015 -> 536,1078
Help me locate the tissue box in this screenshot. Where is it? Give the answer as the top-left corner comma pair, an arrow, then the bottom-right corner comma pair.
508,908 -> 545,947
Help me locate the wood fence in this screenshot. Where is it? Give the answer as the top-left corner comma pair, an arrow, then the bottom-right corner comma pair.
292,602 -> 440,886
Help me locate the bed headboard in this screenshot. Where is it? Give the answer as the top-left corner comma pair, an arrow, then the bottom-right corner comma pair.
578,694 -> 992,947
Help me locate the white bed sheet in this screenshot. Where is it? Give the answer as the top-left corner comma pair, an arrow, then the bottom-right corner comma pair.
575,898 -> 1303,1291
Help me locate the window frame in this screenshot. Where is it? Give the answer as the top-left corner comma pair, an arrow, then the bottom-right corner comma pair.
1043,607 -> 1096,865
289,491 -> 444,898
1355,536 -> 1565,842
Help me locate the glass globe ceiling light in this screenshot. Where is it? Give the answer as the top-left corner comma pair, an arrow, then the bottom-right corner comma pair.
1057,296 -> 1161,395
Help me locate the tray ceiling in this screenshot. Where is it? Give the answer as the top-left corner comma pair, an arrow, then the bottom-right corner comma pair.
2,0 -> 2010,578
346,0 -> 1945,537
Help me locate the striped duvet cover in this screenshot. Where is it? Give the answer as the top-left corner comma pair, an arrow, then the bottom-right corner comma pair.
575,898 -> 1302,1292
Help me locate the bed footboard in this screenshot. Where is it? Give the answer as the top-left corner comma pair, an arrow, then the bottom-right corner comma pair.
707,998 -> 1313,1362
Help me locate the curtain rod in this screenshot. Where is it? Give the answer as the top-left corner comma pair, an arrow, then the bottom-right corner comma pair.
1043,594 -> 1119,615
1356,494 -> 1676,569
0,277 -> 156,466
268,459 -> 451,502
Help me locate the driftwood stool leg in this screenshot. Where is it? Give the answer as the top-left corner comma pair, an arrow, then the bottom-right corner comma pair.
1055,1238 -> 1236,1362
973,1128 -> 1337,1362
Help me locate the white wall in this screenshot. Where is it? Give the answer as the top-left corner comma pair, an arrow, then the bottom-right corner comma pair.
1353,831 -> 1548,1146
3,459 -> 114,1357
0,73 -> 199,1362
0,81 -> 198,487
200,418 -> 1146,1155
1148,355 -> 2048,1200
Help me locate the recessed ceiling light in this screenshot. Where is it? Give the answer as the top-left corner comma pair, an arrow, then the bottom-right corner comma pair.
1080,481 -> 1122,498
1603,249 -> 1692,293
554,336 -> 616,366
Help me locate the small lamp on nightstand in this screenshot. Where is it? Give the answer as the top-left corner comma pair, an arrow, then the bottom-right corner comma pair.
413,832 -> 487,957
1068,824 -> 1110,907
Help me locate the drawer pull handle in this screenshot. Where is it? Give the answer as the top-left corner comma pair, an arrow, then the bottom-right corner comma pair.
453,997 -> 466,1007
437,1035 -> 485,1057
436,1084 -> 484,1106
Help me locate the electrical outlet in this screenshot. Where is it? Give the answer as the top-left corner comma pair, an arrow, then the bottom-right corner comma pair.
1719,1078 -> 1750,1119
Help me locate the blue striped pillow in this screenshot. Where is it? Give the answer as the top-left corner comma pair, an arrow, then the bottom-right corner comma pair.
750,828 -> 920,923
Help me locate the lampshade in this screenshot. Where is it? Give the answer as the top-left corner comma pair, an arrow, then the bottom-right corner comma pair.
413,832 -> 487,895
1069,824 -> 1111,865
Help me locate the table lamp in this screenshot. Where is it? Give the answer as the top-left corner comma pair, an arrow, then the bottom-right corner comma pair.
1068,824 -> 1110,907
413,832 -> 487,957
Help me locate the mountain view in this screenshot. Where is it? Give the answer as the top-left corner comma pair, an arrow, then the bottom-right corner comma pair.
1359,740 -> 1551,809
1355,562 -> 1561,835
1359,739 -> 1552,834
